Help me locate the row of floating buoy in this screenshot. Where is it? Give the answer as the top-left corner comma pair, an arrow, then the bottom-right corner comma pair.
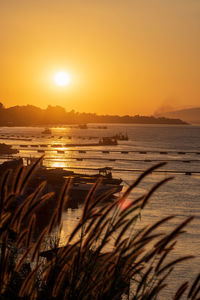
43,159 -> 199,176
0,134 -> 29,138
17,145 -> 200,156
20,144 -> 49,148
1,134 -> 99,140
30,150 -> 200,165
4,153 -> 198,176
46,164 -> 198,176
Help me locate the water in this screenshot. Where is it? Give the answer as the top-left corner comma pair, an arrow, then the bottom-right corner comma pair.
0,124 -> 200,298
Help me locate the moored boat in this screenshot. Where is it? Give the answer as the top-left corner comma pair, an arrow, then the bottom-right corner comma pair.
25,158 -> 123,205
99,137 -> 118,145
42,128 -> 52,134
78,124 -> 88,129
0,143 -> 19,155
112,132 -> 128,141
0,158 -> 123,233
69,181 -> 122,201
0,158 -> 123,237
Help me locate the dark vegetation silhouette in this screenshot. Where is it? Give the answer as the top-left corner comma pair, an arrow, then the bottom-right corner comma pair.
0,158 -> 199,299
0,103 -> 187,126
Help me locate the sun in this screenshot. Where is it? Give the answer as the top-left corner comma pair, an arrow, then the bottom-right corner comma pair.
54,71 -> 71,86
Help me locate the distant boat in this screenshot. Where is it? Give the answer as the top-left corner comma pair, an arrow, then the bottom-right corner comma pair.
112,132 -> 129,141
97,125 -> 107,129
78,124 -> 88,129
42,128 -> 52,134
38,149 -> 45,153
99,137 -> 118,145
57,150 -> 65,154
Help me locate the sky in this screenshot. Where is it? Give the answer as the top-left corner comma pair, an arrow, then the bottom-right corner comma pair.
0,0 -> 200,115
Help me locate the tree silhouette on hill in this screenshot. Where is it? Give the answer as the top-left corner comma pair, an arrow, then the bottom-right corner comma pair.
0,103 -> 188,126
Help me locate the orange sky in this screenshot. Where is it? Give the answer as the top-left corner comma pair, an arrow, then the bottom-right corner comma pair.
1,0 -> 200,115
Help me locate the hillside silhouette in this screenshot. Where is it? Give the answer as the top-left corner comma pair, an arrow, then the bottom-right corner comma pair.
0,103 -> 187,126
155,107 -> 200,124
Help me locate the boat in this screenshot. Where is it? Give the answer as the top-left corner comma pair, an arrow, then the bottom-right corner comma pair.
61,167 -> 123,202
68,181 -> 122,201
25,158 -> 123,205
99,137 -> 118,145
0,158 -> 123,209
51,144 -> 63,148
112,132 -> 128,141
72,167 -> 122,185
0,158 -> 123,235
97,125 -> 107,129
0,157 -> 23,173
0,143 -> 19,155
78,124 -> 88,129
37,149 -> 45,153
42,128 -> 52,134
57,150 -> 65,154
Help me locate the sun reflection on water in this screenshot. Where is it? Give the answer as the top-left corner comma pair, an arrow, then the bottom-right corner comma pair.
50,161 -> 68,168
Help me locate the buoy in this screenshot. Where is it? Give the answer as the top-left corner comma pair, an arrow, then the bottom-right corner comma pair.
185,172 -> 191,175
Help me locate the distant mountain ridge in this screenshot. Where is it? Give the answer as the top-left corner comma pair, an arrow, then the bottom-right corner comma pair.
0,102 -> 187,126
155,107 -> 200,124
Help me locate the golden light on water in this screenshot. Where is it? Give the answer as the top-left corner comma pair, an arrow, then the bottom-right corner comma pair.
51,161 -> 67,168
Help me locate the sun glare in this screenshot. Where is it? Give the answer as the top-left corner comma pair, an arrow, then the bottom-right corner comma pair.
54,71 -> 71,86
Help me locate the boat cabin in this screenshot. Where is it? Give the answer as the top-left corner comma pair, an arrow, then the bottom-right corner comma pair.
98,167 -> 113,178
99,137 -> 117,145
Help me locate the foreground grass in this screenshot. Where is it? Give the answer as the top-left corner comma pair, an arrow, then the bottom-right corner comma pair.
0,158 -> 199,299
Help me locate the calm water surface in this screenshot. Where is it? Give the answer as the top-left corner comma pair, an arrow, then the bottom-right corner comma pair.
0,124 -> 199,298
